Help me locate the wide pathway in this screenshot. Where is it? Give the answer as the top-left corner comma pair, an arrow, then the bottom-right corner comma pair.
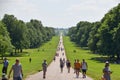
26,36 -> 93,80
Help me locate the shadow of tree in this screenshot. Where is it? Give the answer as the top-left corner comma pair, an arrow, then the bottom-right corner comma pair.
90,56 -> 111,63
90,56 -> 118,64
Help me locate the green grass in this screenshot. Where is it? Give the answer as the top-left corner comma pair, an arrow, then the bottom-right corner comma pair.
63,36 -> 120,80
0,36 -> 59,79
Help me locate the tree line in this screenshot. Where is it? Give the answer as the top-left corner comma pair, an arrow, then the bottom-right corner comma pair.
0,14 -> 55,58
68,3 -> 120,61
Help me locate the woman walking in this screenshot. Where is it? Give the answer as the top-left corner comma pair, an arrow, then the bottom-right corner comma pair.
102,61 -> 112,80
81,59 -> 88,78
60,58 -> 64,73
42,60 -> 48,79
66,60 -> 71,73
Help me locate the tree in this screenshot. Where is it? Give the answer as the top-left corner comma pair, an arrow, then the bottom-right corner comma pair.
14,20 -> 29,52
68,27 -> 77,42
2,14 -> 55,53
0,21 -> 13,59
26,19 -> 55,48
97,3 -> 120,57
88,22 -> 101,53
69,21 -> 92,47
68,3 -> 120,59
2,14 -> 29,53
113,24 -> 120,60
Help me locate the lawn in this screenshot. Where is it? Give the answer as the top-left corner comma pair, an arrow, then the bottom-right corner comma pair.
0,36 -> 59,79
63,36 -> 120,80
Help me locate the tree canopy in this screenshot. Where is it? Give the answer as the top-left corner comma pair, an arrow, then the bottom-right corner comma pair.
1,14 -> 55,54
0,21 -> 13,58
68,21 -> 92,47
68,3 -> 120,60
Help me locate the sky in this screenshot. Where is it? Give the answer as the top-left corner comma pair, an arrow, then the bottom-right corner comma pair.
0,0 -> 120,28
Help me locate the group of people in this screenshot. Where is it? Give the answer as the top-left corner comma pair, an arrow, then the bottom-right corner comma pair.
74,59 -> 88,78
2,58 -> 23,80
43,57 -> 88,79
1,36 -> 112,80
1,57 -> 112,80
59,58 -> 69,73
59,58 -> 88,78
58,36 -> 88,79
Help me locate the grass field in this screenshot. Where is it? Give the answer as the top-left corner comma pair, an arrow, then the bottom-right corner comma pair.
63,36 -> 120,80
0,36 -> 59,79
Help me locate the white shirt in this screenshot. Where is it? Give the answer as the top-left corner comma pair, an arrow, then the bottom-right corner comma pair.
82,62 -> 87,69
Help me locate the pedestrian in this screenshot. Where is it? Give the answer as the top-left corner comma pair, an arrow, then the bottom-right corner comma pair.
29,58 -> 32,63
61,47 -> 63,51
60,58 -> 64,73
62,52 -> 64,56
63,58 -> 65,64
74,59 -> 81,78
81,59 -> 88,78
74,59 -> 77,73
66,60 -> 71,73
53,56 -> 56,61
42,60 -> 47,79
102,61 -> 112,80
8,58 -> 23,80
2,57 -> 9,74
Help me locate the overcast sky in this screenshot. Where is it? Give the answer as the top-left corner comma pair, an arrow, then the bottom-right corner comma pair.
0,0 -> 120,28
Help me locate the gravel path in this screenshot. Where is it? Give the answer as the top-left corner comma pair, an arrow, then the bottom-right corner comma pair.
26,36 -> 93,80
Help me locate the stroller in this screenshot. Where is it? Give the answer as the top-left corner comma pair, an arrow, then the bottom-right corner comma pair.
2,73 -> 8,80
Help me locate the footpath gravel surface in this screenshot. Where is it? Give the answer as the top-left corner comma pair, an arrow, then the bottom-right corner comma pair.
26,36 -> 93,80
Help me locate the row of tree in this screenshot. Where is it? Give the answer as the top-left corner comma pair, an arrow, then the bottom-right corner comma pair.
0,14 -> 55,57
68,3 -> 120,60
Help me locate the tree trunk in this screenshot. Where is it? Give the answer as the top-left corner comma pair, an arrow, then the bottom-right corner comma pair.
1,52 -> 4,60
18,49 -> 19,53
15,48 -> 17,55
20,49 -> 22,53
15,48 -> 17,54
117,54 -> 120,59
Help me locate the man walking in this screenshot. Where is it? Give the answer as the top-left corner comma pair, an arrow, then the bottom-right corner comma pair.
66,60 -> 71,73
42,60 -> 47,79
8,59 -> 23,80
2,57 -> 9,74
81,59 -> 88,78
75,59 -> 81,78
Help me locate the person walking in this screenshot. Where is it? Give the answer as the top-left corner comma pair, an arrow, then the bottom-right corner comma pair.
102,61 -> 112,80
53,56 -> 56,61
42,60 -> 47,79
60,58 -> 64,73
74,59 -> 81,78
74,59 -> 77,73
66,60 -> 71,73
81,59 -> 88,78
29,58 -> 32,63
63,58 -> 65,64
8,58 -> 23,80
2,57 -> 9,74
62,52 -> 64,56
